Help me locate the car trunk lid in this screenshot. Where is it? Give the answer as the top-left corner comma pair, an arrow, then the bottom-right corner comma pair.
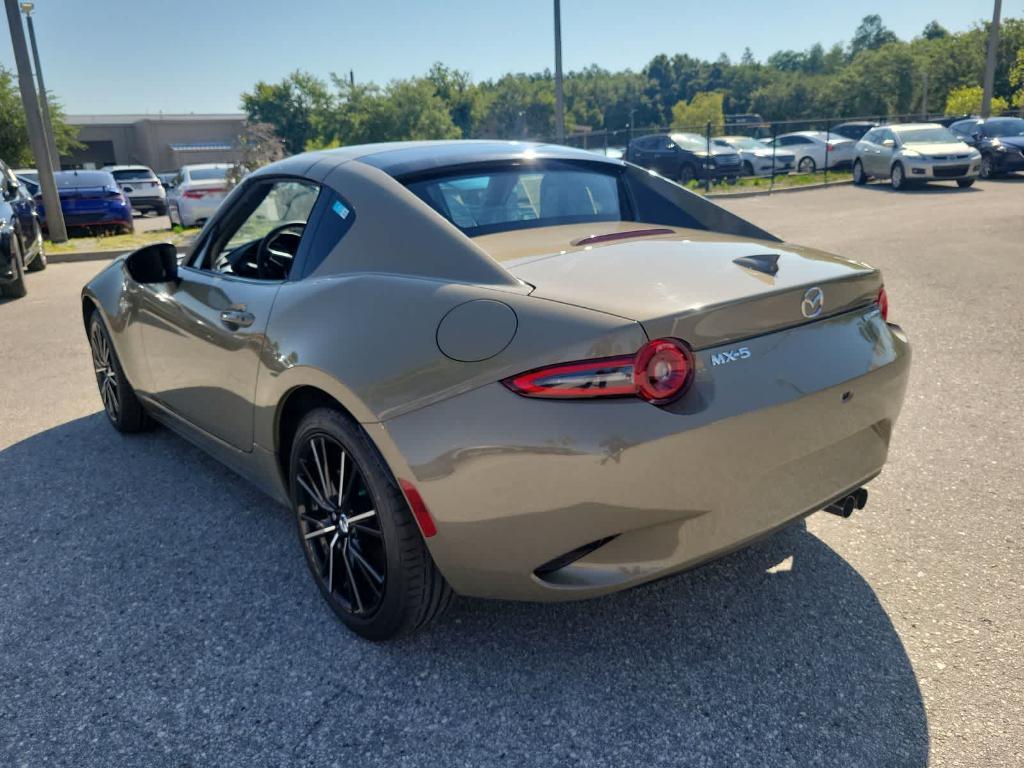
479,223 -> 881,349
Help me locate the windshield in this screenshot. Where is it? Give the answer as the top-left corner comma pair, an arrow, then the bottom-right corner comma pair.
189,167 -> 228,181
54,171 -> 115,189
722,137 -> 764,150
670,133 -> 707,151
985,118 -> 1024,138
111,168 -> 156,181
896,126 -> 958,144
406,164 -> 624,237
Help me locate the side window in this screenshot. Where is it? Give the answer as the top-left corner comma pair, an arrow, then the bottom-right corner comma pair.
196,178 -> 321,281
299,191 -> 356,279
778,136 -> 796,146
862,129 -> 879,144
879,129 -> 895,145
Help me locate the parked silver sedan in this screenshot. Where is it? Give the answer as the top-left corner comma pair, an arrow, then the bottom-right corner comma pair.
713,136 -> 795,176
853,124 -> 981,190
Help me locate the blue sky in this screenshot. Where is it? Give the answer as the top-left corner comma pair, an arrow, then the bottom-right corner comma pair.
1,0 -> 1012,115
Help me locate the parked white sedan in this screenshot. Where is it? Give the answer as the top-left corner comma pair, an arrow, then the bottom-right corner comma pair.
103,165 -> 167,215
764,132 -> 855,173
166,164 -> 232,228
713,136 -> 795,176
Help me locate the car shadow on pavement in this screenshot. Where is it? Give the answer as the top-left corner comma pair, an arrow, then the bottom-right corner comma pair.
859,182 -> 980,194
0,415 -> 928,767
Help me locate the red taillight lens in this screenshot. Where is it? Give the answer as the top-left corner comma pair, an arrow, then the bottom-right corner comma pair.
502,354 -> 636,398
502,338 -> 693,405
182,189 -> 205,199
877,286 -> 889,321
633,338 -> 692,404
399,479 -> 437,538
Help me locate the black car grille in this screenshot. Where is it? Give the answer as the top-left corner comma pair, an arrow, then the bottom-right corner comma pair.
933,165 -> 969,177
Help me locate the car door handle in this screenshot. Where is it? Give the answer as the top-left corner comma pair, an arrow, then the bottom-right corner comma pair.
220,308 -> 255,328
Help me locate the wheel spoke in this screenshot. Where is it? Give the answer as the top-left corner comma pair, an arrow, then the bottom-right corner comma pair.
337,450 -> 346,506
351,523 -> 382,540
350,545 -> 383,597
346,510 -> 375,525
298,464 -> 331,510
310,438 -> 333,502
326,532 -> 339,592
304,524 -> 337,541
349,543 -> 383,585
342,540 -> 364,613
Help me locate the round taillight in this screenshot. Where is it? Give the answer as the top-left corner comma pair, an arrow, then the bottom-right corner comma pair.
633,338 -> 692,404
877,286 -> 889,321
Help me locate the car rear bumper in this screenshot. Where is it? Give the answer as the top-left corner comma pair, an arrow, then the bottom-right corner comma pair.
127,195 -> 166,209
376,307 -> 911,601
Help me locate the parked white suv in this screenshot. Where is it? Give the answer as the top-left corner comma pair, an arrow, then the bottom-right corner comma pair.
166,164 -> 231,228
103,165 -> 166,215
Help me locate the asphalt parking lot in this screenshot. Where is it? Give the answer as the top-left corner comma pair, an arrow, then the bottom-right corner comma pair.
1,179 -> 1022,767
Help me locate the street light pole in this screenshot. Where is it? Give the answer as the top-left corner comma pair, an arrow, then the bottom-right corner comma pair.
553,0 -> 565,143
4,0 -> 66,241
981,0 -> 1002,118
21,3 -> 60,171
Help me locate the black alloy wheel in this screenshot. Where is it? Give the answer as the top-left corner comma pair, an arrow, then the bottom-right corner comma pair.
87,313 -> 150,432
290,408 -> 452,640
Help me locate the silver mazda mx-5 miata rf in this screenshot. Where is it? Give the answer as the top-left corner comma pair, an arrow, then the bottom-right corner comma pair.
82,141 -> 910,639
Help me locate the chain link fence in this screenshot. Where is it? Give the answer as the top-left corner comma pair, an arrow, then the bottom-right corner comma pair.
545,110 -> 1021,193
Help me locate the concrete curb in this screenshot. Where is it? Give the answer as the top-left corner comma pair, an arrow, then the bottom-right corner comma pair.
48,250 -> 129,264
707,178 -> 853,199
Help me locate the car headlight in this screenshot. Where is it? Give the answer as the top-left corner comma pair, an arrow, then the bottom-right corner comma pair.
969,149 -> 981,159
902,149 -> 921,158
991,139 -> 1007,152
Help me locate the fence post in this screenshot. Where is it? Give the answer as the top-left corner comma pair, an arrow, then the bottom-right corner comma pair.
770,121 -> 777,193
705,121 -> 712,194
824,118 -> 830,186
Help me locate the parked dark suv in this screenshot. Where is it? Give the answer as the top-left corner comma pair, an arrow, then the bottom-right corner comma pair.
949,116 -> 1024,178
0,160 -> 46,299
625,133 -> 742,184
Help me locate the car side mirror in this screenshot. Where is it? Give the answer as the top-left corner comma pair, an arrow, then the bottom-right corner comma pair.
125,242 -> 179,284
882,139 -> 895,148
2,176 -> 17,201
971,132 -> 982,141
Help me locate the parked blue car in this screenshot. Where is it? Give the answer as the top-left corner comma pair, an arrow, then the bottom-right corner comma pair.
35,170 -> 134,235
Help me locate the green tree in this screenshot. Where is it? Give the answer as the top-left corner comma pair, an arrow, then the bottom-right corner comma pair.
1010,49 -> 1024,107
850,14 -> 899,57
240,71 -> 332,154
945,85 -> 1009,115
0,65 -> 81,166
670,91 -> 725,132
921,21 -> 949,40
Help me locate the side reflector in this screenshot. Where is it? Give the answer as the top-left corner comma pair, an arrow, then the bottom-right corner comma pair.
877,286 -> 889,321
399,479 -> 438,538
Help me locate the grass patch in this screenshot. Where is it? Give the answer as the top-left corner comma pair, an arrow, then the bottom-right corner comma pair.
700,171 -> 852,195
44,226 -> 201,255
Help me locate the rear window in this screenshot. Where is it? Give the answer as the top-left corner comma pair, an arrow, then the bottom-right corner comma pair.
111,168 -> 156,181
189,167 -> 228,181
406,164 -> 624,236
54,171 -> 115,189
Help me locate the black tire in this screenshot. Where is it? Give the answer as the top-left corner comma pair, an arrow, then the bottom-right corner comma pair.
1,235 -> 27,299
290,407 -> 452,640
678,164 -> 696,184
798,156 -> 816,174
978,155 -> 996,179
155,203 -> 168,216
852,160 -> 868,185
890,162 -> 906,190
742,160 -> 754,176
87,312 -> 151,432
957,178 -> 976,188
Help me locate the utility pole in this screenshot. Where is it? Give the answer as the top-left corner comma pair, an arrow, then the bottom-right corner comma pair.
21,3 -> 59,171
921,70 -> 929,120
4,0 -> 65,241
981,0 -> 1002,118
553,0 -> 565,143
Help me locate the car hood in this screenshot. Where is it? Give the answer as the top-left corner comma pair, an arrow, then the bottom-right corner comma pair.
993,135 -> 1024,149
902,141 -> 973,155
479,223 -> 880,348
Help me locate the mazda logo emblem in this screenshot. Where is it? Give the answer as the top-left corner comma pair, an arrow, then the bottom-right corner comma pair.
801,287 -> 824,318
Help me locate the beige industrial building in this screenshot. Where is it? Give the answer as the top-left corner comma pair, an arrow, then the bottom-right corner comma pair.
63,113 -> 246,172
